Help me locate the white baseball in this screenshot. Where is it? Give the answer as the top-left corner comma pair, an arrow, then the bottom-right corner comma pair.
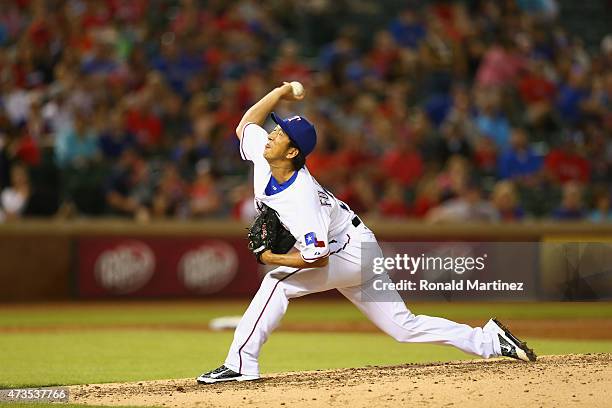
290,81 -> 304,97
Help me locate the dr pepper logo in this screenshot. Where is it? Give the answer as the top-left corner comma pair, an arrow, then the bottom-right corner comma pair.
94,241 -> 155,294
179,241 -> 238,294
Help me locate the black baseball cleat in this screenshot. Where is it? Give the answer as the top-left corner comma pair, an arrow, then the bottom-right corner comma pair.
485,318 -> 537,362
196,365 -> 259,384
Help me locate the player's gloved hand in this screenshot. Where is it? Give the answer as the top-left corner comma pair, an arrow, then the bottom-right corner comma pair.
247,204 -> 296,264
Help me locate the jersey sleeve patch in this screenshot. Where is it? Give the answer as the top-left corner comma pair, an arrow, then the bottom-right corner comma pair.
304,232 -> 326,247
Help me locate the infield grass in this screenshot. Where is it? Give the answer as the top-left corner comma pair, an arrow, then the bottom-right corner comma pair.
0,300 -> 610,327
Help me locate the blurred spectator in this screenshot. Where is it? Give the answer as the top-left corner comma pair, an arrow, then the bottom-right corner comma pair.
105,149 -> 152,220
98,109 -> 136,160
473,136 -> 497,176
365,30 -> 399,82
518,60 -> 557,127
516,0 -> 559,20
151,35 -> 204,96
476,36 -> 525,88
490,180 -> 524,221
272,40 -> 310,83
4,76 -> 31,125
474,87 -> 511,150
518,61 -> 556,106
589,189 -> 612,222
189,160 -> 221,218
498,128 -> 543,180
419,13 -> 464,94
412,176 -> 441,218
161,92 -> 189,149
552,181 -> 585,220
0,163 -> 30,222
544,135 -> 590,183
13,130 -> 41,167
336,173 -> 376,216
426,178 -> 497,223
42,88 -> 73,133
152,163 -> 187,219
24,95 -> 51,143
440,85 -> 478,142
81,39 -> 119,76
191,113 -> 214,160
583,123 -> 611,184
125,94 -> 163,153
388,9 -> 426,49
436,155 -> 471,201
54,112 -> 99,168
556,70 -> 590,126
432,122 -> 472,166
378,181 -> 410,218
318,28 -> 357,86
408,108 -> 436,148
0,131 -> 10,190
230,183 -> 257,222
380,138 -> 423,188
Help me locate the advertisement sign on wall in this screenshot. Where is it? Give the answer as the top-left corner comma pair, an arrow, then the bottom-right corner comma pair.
78,237 -> 260,298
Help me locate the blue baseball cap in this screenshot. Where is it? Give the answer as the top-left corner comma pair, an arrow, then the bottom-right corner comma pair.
271,112 -> 317,157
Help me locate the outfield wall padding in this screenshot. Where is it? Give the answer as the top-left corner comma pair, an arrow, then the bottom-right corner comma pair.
0,220 -> 611,301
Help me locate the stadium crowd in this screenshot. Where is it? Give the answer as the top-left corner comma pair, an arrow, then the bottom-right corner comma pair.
0,0 -> 610,223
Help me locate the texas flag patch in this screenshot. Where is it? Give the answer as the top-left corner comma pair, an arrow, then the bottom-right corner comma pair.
304,232 -> 325,247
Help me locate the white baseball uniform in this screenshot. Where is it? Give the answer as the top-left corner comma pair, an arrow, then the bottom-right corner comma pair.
224,122 -> 502,376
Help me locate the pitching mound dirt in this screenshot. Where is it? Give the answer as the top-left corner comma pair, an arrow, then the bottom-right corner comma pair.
71,353 -> 611,408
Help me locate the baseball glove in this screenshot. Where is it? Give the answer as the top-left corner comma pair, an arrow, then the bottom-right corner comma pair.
247,204 -> 297,264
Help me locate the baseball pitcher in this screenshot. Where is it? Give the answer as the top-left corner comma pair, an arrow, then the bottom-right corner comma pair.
197,83 -> 536,384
